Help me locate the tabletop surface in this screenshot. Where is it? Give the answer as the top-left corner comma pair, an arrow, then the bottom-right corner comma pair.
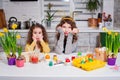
0,52 -> 120,80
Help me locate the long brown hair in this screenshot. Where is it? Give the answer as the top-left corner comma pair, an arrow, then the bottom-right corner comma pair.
56,16 -> 78,43
26,23 -> 49,52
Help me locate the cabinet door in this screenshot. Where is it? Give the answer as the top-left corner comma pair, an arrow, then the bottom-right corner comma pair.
0,9 -> 6,28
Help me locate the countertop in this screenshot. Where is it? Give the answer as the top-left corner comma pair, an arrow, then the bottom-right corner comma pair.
0,27 -> 120,33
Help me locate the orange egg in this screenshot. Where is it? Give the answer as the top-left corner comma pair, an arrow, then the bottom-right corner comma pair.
45,54 -> 50,59
87,54 -> 93,59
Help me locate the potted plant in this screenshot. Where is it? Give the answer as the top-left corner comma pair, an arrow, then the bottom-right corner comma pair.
16,46 -> 24,67
0,24 -> 21,65
86,0 -> 101,28
42,3 -> 57,28
102,27 -> 120,65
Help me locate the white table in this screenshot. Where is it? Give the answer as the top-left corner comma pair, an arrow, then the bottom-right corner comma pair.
0,52 -> 120,80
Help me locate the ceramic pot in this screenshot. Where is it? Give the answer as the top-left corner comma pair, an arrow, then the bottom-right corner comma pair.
46,21 -> 51,28
16,59 -> 24,67
7,57 -> 16,65
107,58 -> 116,66
88,18 -> 97,28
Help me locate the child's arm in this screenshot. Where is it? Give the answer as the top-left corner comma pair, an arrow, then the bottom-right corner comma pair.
65,33 -> 73,54
71,40 -> 78,53
25,41 -> 36,52
40,40 -> 50,53
65,33 -> 78,54
55,28 -> 64,54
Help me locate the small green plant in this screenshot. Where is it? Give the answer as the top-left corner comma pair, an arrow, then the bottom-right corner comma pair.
86,0 -> 101,18
42,3 -> 57,23
17,46 -> 22,59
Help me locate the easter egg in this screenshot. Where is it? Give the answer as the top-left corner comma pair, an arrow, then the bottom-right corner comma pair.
45,54 -> 50,59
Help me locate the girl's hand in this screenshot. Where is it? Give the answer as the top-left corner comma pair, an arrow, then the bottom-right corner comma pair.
72,28 -> 79,34
39,35 -> 43,42
57,26 -> 63,31
32,36 -> 37,42
57,26 -> 62,30
57,26 -> 64,33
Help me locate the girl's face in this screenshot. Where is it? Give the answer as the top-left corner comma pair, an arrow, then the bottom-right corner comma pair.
61,22 -> 72,36
32,27 -> 43,41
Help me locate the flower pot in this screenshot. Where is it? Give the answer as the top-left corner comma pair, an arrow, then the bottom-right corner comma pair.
88,18 -> 98,28
16,59 -> 24,67
7,57 -> 16,65
46,21 -> 51,28
107,58 -> 116,66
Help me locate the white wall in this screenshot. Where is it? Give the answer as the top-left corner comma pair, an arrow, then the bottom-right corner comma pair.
103,0 -> 114,27
3,0 -> 42,24
0,0 -> 3,9
2,0 -> 114,28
